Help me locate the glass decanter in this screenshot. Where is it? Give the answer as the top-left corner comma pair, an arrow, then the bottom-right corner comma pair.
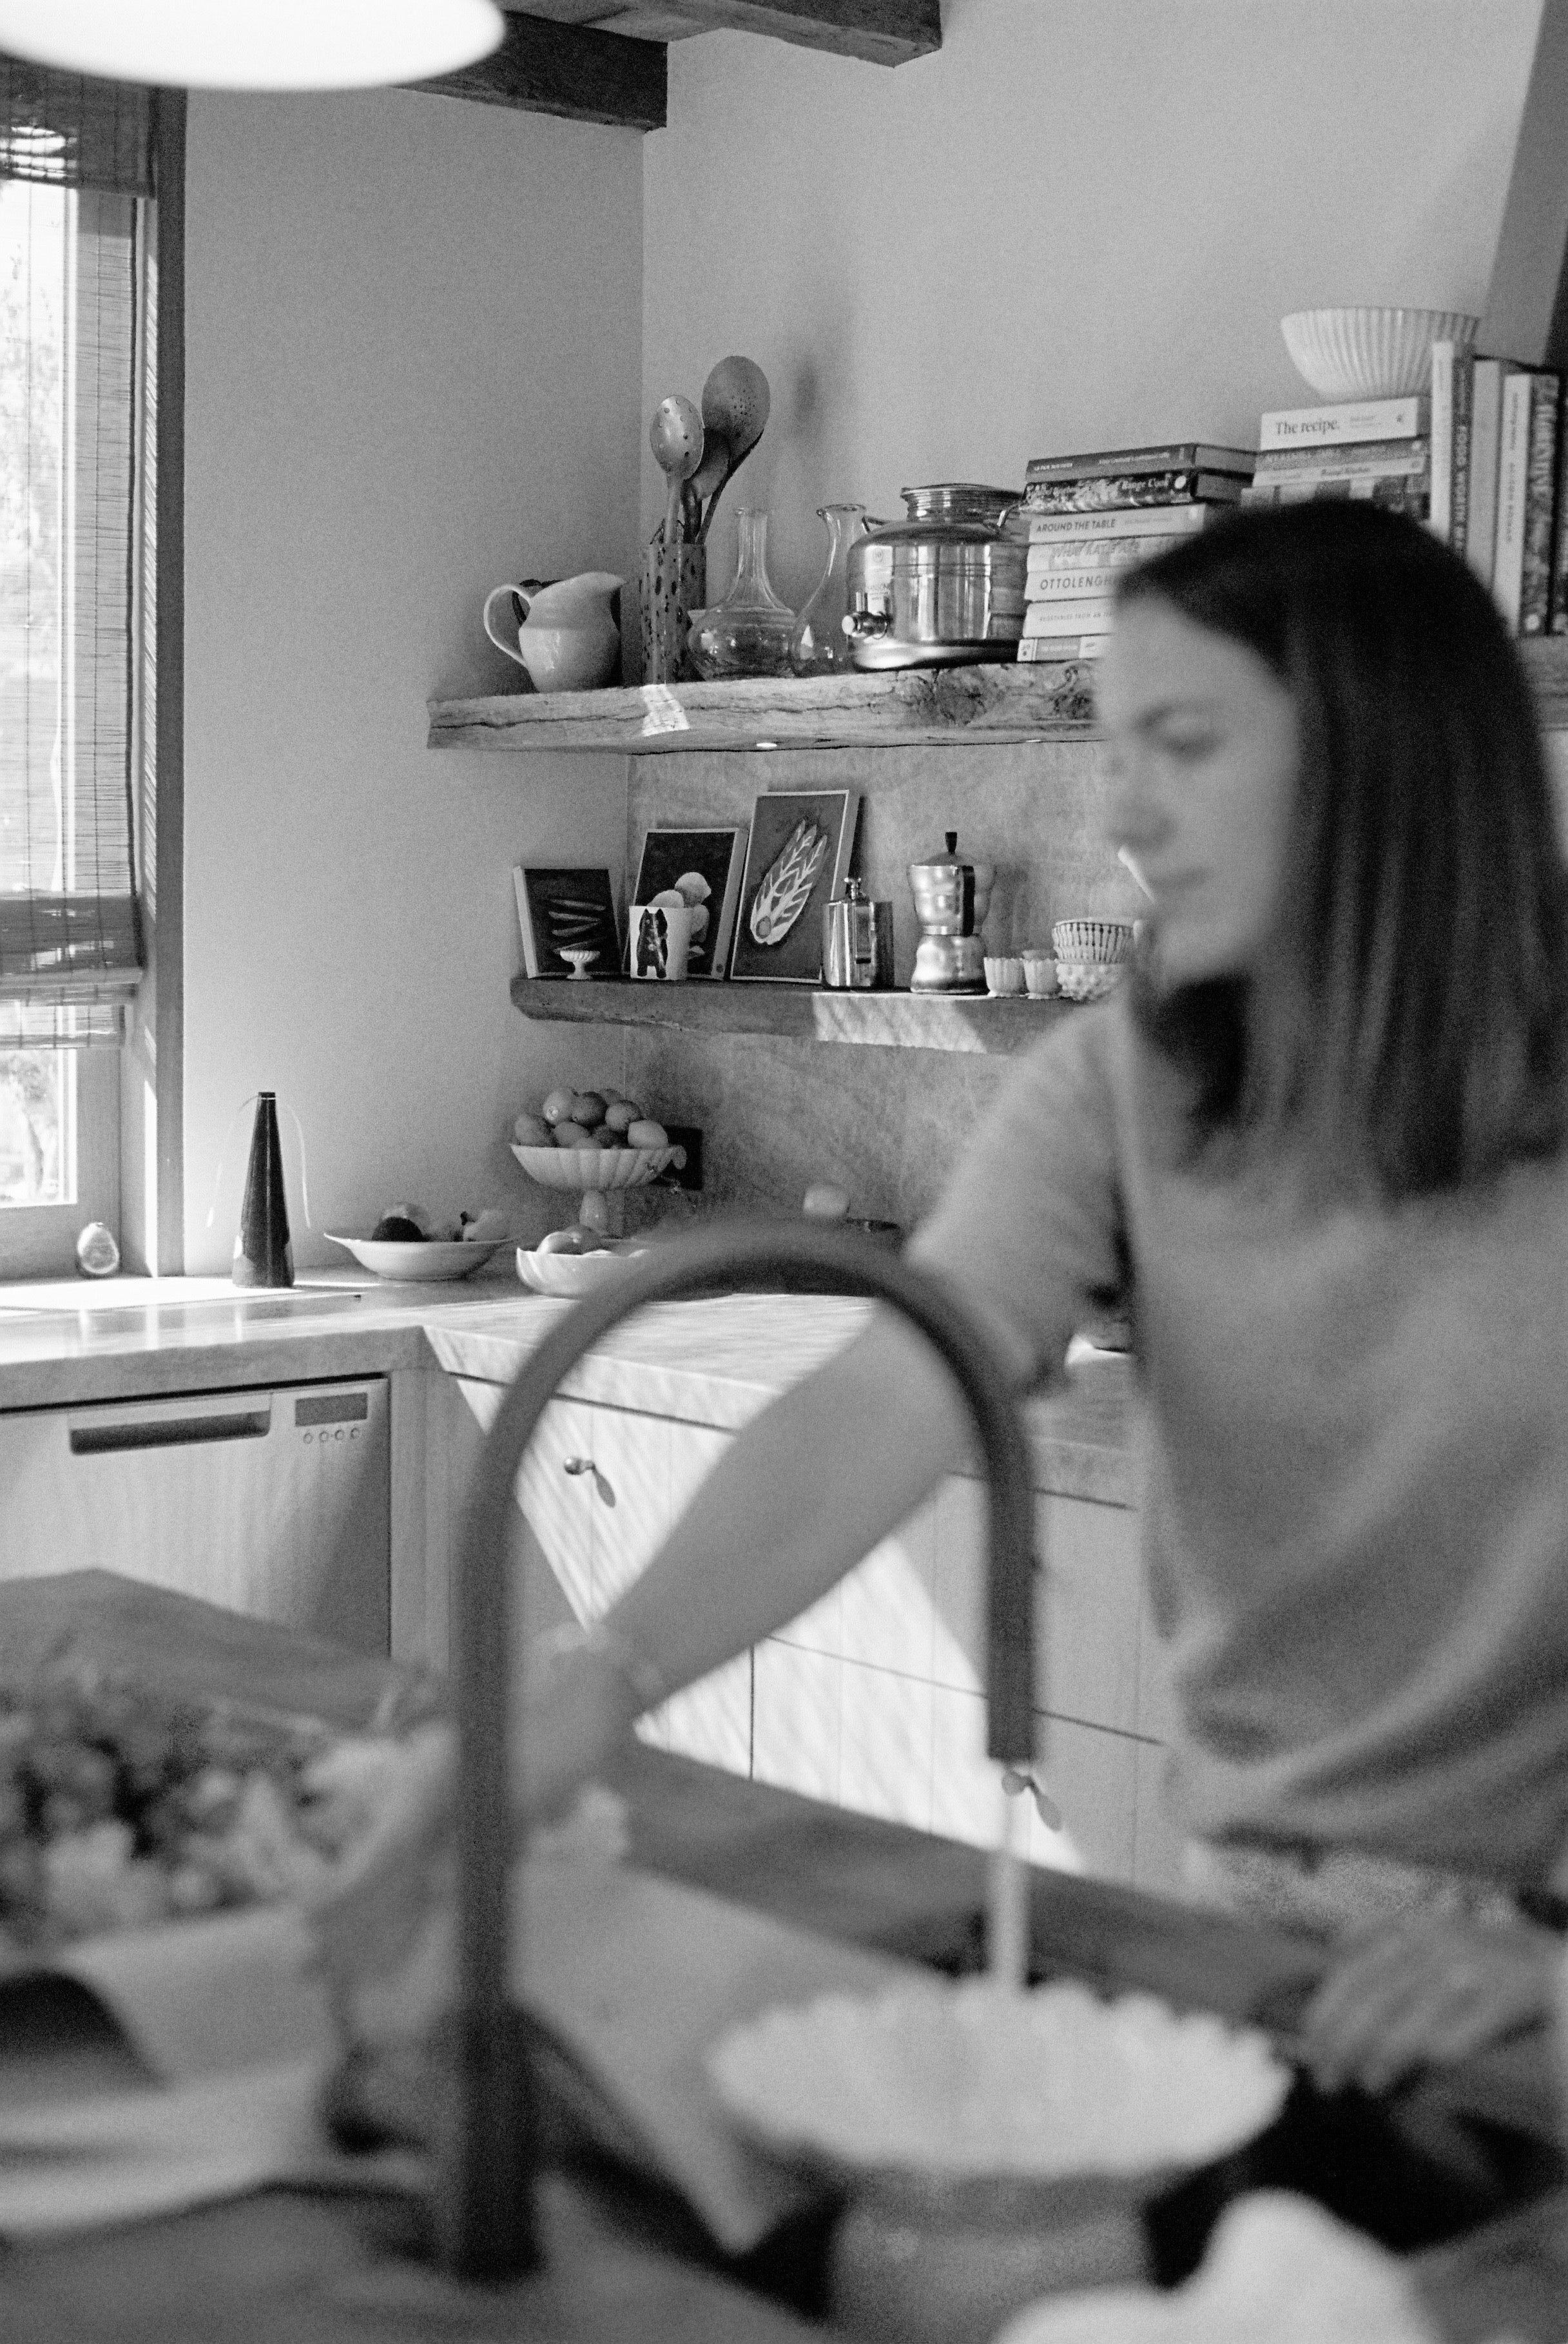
686,507 -> 796,679
790,502 -> 869,675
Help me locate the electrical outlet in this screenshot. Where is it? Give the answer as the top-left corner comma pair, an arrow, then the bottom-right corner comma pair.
658,1125 -> 702,1191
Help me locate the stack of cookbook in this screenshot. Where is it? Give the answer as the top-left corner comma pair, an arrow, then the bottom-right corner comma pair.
1016,442 -> 1254,661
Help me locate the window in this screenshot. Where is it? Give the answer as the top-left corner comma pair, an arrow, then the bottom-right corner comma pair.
0,65 -> 167,1280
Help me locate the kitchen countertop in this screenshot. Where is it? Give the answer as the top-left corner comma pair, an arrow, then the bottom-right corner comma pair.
0,1270 -> 1137,1506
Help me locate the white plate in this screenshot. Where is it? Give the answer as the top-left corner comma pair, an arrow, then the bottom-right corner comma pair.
516,1243 -> 646,1297
324,1233 -> 507,1281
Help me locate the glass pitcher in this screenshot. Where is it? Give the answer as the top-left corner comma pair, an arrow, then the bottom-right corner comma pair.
790,503 -> 871,675
685,507 -> 795,679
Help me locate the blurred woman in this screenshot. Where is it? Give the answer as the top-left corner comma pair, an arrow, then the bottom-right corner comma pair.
318,502 -> 1568,2094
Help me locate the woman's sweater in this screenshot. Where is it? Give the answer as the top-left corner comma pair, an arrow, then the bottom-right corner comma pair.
911,992 -> 1568,1888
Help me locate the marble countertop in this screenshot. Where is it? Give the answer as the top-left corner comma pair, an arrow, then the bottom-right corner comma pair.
0,1270 -> 1136,1506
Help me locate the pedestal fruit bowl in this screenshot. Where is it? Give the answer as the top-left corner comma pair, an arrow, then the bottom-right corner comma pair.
709,1978 -> 1289,2344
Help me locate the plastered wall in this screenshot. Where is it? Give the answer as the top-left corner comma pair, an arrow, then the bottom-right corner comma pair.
181,87 -> 644,1268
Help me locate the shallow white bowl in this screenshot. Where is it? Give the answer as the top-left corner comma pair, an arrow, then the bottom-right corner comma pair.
1279,306 -> 1478,402
516,1242 -> 646,1297
1056,962 -> 1122,1004
510,1143 -> 684,1192
325,1233 -> 507,1281
709,1978 -> 1288,2191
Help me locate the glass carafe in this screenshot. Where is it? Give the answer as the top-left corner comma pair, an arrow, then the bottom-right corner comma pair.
686,507 -> 796,679
790,502 -> 870,675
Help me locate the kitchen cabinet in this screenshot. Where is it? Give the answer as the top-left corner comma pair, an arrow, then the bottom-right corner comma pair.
443,1370 -> 1174,1891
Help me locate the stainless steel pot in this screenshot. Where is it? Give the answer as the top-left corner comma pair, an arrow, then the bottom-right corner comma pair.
844,485 -> 1026,670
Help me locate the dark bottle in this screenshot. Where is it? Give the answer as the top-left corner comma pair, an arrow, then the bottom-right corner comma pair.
233,1091 -> 293,1288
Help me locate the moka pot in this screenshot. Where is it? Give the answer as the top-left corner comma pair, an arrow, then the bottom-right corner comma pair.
908,831 -> 995,995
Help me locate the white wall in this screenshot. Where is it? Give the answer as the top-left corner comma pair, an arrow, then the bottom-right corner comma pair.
643,0 -> 1545,611
182,88 -> 644,1270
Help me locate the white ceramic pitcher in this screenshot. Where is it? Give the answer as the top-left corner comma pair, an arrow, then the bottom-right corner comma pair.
481,571 -> 623,692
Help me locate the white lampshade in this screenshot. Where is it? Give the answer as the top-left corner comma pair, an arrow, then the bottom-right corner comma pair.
0,0 -> 506,91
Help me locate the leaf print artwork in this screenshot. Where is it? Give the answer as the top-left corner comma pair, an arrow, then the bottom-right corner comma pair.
748,817 -> 829,946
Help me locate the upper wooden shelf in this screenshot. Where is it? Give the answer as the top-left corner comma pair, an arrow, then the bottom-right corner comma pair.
432,639 -> 1568,758
510,974 -> 1074,1052
431,664 -> 1098,757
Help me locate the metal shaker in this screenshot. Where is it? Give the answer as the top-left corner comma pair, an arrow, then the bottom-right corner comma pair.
822,877 -> 895,989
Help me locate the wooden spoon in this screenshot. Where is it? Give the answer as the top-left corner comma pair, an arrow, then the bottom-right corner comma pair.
697,357 -> 771,543
649,394 -> 704,548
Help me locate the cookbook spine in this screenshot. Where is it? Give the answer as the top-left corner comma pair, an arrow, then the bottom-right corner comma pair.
1258,395 -> 1428,449
1012,503 -> 1212,543
1241,477 -> 1429,512
1021,596 -> 1119,635
1252,438 -> 1429,479
1021,472 -> 1245,512
1025,441 -> 1253,481
1025,538 -> 1179,579
1466,358 -> 1506,588
1493,369 -> 1534,631
1430,343 -> 1457,543
1017,634 -> 1110,661
1024,565 -> 1139,598
1519,371 -> 1562,634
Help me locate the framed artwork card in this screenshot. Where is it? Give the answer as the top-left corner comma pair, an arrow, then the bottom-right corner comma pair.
729,789 -> 859,983
626,826 -> 748,979
513,865 -> 621,979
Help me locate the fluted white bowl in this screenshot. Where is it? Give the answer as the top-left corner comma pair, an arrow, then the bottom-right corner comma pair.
1279,307 -> 1478,402
510,1143 -> 684,1191
709,1978 -> 1288,2189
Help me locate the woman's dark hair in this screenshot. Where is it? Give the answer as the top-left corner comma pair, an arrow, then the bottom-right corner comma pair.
1116,499 -> 1568,1195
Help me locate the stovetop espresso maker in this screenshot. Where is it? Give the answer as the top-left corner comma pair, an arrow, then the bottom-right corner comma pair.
908,831 -> 995,994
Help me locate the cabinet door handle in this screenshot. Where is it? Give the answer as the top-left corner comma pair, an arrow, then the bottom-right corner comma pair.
562,1457 -> 615,1506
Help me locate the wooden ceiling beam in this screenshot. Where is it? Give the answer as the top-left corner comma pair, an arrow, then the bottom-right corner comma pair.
602,0 -> 940,67
410,10 -> 666,130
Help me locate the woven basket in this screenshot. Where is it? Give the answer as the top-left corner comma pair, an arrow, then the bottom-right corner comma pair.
1052,919 -> 1135,965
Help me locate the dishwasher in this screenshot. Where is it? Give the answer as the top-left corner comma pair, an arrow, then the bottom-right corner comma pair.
0,1379 -> 390,1655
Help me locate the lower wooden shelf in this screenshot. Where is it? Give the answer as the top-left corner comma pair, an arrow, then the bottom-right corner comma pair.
510,974 -> 1074,1053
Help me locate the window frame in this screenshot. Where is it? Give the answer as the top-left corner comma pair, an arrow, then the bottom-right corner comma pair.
0,88 -> 184,1283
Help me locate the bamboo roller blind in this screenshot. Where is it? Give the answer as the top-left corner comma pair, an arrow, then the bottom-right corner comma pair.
0,59 -> 153,1047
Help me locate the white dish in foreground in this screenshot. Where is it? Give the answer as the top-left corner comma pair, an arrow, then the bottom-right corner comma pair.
325,1234 -> 507,1281
516,1243 -> 646,1297
708,1978 -> 1288,2187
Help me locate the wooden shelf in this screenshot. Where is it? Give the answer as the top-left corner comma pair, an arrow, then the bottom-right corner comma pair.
510,974 -> 1075,1052
431,663 -> 1097,757
434,637 -> 1568,757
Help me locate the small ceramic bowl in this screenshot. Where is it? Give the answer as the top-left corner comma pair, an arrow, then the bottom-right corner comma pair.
983,955 -> 1025,997
1020,951 -> 1057,999
516,1241 -> 645,1297
1052,919 -> 1135,965
1056,962 -> 1123,1004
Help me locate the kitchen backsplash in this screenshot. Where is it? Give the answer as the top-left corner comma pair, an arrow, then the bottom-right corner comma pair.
617,735 -> 1142,1234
